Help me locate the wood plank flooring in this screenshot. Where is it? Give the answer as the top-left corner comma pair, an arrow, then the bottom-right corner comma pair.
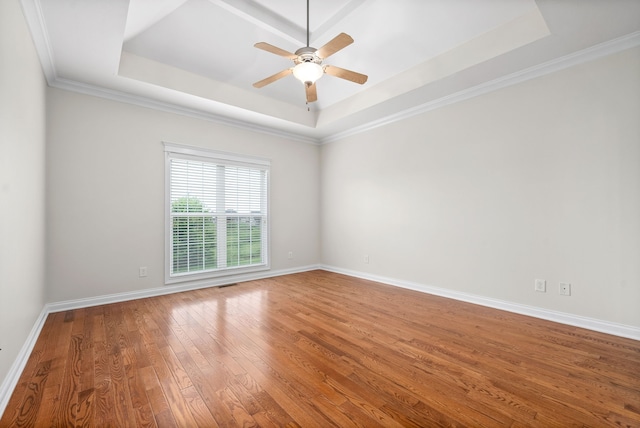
2,270 -> 639,427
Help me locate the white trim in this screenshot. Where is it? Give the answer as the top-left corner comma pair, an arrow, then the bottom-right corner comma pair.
19,0 -> 57,85
163,142 -> 271,166
47,265 -> 320,313
50,78 -> 320,146
50,31 -> 638,148
320,265 -> 640,341
21,0 -> 640,147
320,31 -> 640,144
0,307 -> 49,419
49,31 -> 640,147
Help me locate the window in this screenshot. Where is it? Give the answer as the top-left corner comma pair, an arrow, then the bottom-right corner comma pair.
164,143 -> 269,283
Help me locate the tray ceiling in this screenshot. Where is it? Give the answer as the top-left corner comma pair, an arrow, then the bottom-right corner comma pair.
21,0 -> 640,143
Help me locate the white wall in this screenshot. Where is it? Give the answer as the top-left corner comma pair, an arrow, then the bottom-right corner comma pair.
321,47 -> 640,327
0,0 -> 47,388
46,89 -> 320,302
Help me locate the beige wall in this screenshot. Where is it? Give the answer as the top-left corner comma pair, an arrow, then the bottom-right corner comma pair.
0,0 -> 47,388
2,0 -> 639,404
46,89 -> 320,302
321,47 -> 640,327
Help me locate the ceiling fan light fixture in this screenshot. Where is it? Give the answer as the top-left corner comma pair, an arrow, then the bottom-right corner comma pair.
252,0 -> 367,102
293,62 -> 323,85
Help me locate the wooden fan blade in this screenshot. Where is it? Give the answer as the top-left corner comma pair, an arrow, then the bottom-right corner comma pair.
254,42 -> 297,60
324,65 -> 368,85
253,68 -> 293,88
316,33 -> 354,59
305,83 -> 317,103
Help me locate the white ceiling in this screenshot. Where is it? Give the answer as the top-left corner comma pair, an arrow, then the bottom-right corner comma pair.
21,0 -> 640,143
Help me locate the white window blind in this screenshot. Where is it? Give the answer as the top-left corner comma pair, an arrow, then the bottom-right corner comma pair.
165,144 -> 269,283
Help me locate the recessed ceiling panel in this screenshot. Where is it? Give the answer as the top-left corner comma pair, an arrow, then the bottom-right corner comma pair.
123,0 -> 540,111
24,0 -> 640,142
258,0 -> 350,33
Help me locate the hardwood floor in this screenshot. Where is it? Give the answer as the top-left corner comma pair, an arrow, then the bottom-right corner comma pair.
2,270 -> 639,427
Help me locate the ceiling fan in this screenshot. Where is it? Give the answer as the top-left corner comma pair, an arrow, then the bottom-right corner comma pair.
252,0 -> 368,103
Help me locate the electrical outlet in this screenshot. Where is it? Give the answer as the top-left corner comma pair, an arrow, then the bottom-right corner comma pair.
288,251 -> 293,259
139,266 -> 148,277
559,282 -> 571,296
534,279 -> 546,292
364,255 -> 369,264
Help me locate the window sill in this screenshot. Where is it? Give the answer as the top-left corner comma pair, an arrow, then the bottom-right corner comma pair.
165,264 -> 270,286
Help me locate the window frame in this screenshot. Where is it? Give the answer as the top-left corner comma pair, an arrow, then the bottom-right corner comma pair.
164,142 -> 270,284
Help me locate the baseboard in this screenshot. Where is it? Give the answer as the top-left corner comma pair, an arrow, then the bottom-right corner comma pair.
0,264 -> 320,419
320,265 -> 640,341
46,264 -> 321,313
0,306 -> 49,419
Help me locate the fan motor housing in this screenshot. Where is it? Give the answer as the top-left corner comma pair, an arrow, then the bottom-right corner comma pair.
294,47 -> 321,65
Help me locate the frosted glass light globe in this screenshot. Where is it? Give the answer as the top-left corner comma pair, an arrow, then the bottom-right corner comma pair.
293,62 -> 323,85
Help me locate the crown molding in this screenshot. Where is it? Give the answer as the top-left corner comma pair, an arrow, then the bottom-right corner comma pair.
49,77 -> 320,146
319,31 -> 640,144
45,31 -> 640,146
20,0 -> 639,147
19,0 -> 57,85
50,29 -> 638,149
